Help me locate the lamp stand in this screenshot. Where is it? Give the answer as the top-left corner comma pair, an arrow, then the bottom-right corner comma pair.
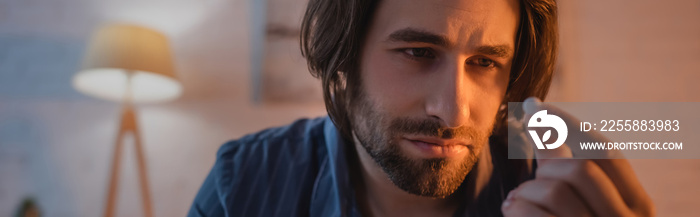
103,73 -> 154,217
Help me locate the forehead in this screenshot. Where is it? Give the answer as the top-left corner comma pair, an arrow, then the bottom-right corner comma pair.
370,0 -> 520,48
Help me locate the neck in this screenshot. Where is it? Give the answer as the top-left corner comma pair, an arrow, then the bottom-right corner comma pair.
349,136 -> 494,217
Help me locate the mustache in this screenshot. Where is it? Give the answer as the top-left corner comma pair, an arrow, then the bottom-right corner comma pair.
388,117 -> 485,141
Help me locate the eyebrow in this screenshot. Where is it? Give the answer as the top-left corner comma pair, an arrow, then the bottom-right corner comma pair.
386,28 -> 450,47
386,28 -> 514,58
476,44 -> 513,58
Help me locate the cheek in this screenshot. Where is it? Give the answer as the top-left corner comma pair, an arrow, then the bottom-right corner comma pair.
471,67 -> 510,125
487,67 -> 510,102
360,48 -> 425,110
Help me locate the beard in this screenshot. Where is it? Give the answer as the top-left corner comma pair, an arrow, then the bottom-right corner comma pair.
350,90 -> 494,198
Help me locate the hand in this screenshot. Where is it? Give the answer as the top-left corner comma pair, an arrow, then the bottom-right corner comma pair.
501,97 -> 655,217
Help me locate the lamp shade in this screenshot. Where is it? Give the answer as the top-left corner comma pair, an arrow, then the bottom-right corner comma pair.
73,24 -> 182,103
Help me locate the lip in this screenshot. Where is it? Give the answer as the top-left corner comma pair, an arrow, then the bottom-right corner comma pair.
402,136 -> 470,158
404,136 -> 471,147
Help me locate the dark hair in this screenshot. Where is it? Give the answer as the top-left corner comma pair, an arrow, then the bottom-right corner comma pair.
301,0 -> 559,140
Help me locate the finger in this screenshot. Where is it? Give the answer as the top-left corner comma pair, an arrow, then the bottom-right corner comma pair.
508,110 -> 571,163
513,179 -> 593,217
529,99 -> 652,212
532,100 -> 626,160
522,97 -> 574,163
536,143 -> 574,164
536,159 -> 633,216
502,196 -> 554,217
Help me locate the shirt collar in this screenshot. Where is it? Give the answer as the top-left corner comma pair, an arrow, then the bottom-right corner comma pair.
309,117 -> 361,217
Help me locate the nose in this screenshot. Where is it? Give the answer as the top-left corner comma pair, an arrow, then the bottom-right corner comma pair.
425,57 -> 471,128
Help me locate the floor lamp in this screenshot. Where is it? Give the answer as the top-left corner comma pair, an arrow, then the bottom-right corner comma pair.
72,24 -> 183,217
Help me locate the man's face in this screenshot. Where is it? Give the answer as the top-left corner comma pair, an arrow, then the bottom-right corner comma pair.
350,0 -> 519,198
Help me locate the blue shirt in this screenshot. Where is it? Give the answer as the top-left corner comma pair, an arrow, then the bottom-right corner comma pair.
188,116 -> 532,217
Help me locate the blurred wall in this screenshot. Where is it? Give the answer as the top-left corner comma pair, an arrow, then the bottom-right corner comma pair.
555,1 -> 700,216
0,0 -> 698,216
554,0 -> 700,102
0,0 -> 327,216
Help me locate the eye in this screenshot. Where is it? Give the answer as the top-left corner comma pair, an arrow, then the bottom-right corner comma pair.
468,57 -> 496,68
402,48 -> 435,59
